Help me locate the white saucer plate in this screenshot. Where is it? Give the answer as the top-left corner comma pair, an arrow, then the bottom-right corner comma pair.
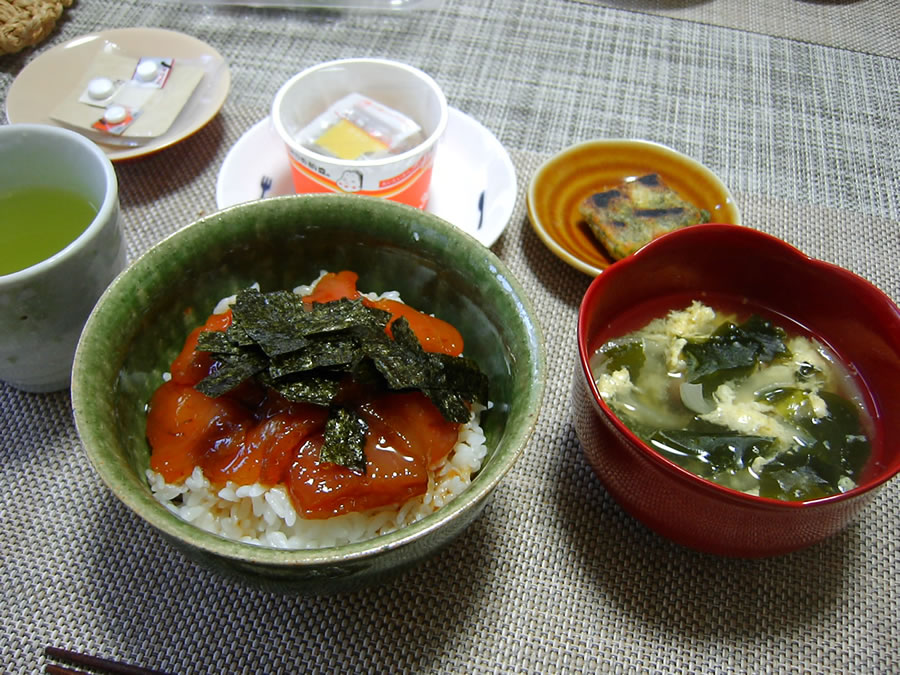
5,28 -> 231,161
216,107 -> 516,248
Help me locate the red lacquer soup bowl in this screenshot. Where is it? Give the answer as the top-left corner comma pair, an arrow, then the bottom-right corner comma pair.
573,223 -> 900,557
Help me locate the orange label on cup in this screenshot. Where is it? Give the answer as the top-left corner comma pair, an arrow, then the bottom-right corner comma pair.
287,150 -> 434,209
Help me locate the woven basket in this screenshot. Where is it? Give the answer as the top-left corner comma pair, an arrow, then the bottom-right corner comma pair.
0,0 -> 73,55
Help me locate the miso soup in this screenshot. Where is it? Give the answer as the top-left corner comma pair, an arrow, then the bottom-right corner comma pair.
590,300 -> 872,501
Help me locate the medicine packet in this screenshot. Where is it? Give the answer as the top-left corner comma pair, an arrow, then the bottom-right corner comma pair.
297,93 -> 425,161
51,42 -> 205,145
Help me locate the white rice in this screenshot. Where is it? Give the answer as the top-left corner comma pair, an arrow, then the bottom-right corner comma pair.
147,405 -> 487,549
147,273 -> 489,549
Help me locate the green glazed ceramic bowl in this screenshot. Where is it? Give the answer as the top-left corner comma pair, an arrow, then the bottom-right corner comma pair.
71,194 -> 545,593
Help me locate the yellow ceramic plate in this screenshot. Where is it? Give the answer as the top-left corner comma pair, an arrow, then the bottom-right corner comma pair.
5,28 -> 230,161
527,139 -> 740,276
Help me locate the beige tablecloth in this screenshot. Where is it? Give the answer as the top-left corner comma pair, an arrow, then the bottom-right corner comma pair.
1,0 -> 898,672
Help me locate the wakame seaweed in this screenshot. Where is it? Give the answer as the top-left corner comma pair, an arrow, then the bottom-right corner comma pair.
193,286 -> 489,471
649,429 -> 776,475
598,339 -> 645,380
682,315 -> 788,392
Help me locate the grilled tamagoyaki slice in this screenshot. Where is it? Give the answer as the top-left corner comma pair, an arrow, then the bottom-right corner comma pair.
579,174 -> 710,259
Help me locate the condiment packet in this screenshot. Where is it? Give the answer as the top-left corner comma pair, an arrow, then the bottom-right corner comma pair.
297,92 -> 424,160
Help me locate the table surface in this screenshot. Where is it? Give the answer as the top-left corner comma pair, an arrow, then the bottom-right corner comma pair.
1,1 -> 898,672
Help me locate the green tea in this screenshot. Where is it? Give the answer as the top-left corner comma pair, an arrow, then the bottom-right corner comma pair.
0,186 -> 98,275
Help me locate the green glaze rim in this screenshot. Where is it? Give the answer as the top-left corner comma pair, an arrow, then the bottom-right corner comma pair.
72,194 -> 545,568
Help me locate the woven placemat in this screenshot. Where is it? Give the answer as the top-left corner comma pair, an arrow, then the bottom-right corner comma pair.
0,0 -> 72,55
570,0 -> 900,59
0,144 -> 897,674
0,0 -> 898,671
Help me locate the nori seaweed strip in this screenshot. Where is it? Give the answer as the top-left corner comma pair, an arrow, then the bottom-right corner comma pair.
303,298 -> 391,336
347,358 -> 384,391
388,318 -> 469,420
195,350 -> 268,398
263,371 -> 344,406
268,333 -> 361,378
233,288 -> 310,356
321,407 -> 368,472
224,319 -> 255,347
368,318 -> 487,423
429,352 -> 489,404
423,389 -> 471,424
362,318 -> 429,390
421,353 -> 489,423
195,330 -> 242,354
233,289 -> 391,357
192,286 -> 491,470
391,314 -> 424,352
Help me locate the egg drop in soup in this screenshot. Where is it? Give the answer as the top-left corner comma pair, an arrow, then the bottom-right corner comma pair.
590,301 -> 872,501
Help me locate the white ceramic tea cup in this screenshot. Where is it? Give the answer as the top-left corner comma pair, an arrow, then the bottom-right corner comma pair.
0,123 -> 126,392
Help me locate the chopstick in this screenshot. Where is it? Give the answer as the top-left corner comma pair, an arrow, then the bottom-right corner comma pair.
44,647 -> 174,675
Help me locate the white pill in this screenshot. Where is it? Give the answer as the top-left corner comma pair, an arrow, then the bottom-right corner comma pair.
87,77 -> 115,100
135,60 -> 160,82
103,105 -> 128,124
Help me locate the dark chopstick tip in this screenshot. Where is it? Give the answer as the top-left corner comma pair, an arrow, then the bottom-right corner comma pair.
45,664 -> 90,675
44,646 -> 176,675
